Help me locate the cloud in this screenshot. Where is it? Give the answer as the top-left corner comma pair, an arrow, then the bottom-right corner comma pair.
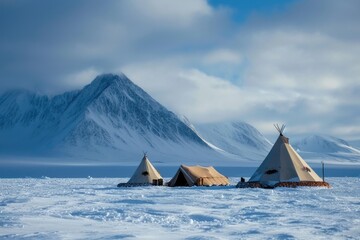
0,0 -> 359,140
122,62 -> 243,120
243,31 -> 360,92
235,1 -> 360,139
63,68 -> 101,90
119,0 -> 214,27
203,49 -> 242,65
0,0 -> 231,92
123,60 -> 306,123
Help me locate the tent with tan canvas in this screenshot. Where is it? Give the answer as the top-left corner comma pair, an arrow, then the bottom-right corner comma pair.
237,124 -> 330,188
117,154 -> 163,187
168,165 -> 230,187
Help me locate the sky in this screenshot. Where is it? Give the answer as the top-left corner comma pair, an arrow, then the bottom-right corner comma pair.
0,0 -> 359,141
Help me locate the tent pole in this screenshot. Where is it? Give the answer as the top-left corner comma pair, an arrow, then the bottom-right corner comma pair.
321,161 -> 325,182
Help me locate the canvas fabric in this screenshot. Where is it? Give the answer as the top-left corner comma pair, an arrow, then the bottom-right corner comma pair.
249,134 -> 322,183
127,155 -> 163,184
168,165 -> 229,187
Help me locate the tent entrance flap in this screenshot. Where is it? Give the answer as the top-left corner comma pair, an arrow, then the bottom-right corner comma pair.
174,171 -> 189,186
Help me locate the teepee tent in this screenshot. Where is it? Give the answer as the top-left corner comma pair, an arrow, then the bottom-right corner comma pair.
241,124 -> 329,188
118,154 -> 163,187
168,165 -> 229,187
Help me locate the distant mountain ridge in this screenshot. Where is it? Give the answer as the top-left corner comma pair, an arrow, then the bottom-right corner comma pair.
194,122 -> 272,160
292,135 -> 360,163
0,73 -> 270,164
348,140 -> 360,150
1,73 -> 358,165
293,135 -> 359,153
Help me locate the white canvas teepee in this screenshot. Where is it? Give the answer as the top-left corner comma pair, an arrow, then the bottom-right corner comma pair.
248,124 -> 325,187
127,154 -> 163,185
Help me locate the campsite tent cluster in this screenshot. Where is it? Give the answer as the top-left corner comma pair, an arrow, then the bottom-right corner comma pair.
118,154 -> 230,187
118,125 -> 330,188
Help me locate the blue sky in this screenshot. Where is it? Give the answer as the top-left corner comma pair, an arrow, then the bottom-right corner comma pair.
209,0 -> 296,22
0,0 -> 359,141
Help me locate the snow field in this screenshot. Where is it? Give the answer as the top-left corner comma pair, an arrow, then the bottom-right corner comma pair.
0,178 -> 359,239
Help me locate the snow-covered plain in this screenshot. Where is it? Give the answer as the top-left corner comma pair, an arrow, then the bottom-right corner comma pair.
1,178 -> 359,239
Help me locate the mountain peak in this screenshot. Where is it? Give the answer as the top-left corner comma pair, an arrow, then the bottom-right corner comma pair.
0,72 -> 286,164
293,134 -> 357,153
88,73 -> 130,90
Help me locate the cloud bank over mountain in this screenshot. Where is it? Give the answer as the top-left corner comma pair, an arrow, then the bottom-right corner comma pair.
0,0 -> 359,140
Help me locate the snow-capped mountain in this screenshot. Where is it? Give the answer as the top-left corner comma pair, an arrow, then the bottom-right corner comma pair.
1,73 -> 359,165
292,135 -> 360,163
293,135 -> 360,154
348,140 -> 360,150
193,122 -> 272,161
0,74 -> 218,163
0,73 -> 274,165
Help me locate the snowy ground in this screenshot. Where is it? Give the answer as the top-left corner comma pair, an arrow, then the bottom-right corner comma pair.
0,178 -> 359,240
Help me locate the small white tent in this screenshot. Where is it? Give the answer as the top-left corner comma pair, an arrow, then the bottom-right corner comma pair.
239,124 -> 330,188
118,154 -> 163,187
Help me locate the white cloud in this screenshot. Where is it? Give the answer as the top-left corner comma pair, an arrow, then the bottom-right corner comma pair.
203,49 -> 242,65
122,62 -> 245,122
120,0 -> 213,27
243,30 -> 360,91
1,0 -> 359,140
63,68 -> 101,89
109,1 -> 360,140
332,126 -> 360,141
123,60 -> 303,124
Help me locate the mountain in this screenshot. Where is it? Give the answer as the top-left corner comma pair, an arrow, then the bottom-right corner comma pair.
2,74 -> 359,166
292,135 -> 360,163
348,140 -> 360,150
0,74 -> 221,163
0,73 -> 273,165
1,73 -> 359,166
193,122 -> 272,161
292,135 -> 360,154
